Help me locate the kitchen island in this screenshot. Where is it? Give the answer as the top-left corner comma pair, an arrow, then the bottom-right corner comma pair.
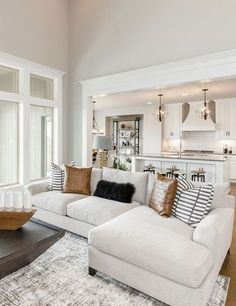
131,154 -> 230,184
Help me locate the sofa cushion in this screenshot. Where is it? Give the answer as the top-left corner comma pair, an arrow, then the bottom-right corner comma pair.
193,181 -> 230,210
102,168 -> 148,204
32,191 -> 87,215
67,196 -> 140,226
90,168 -> 103,194
88,206 -> 213,288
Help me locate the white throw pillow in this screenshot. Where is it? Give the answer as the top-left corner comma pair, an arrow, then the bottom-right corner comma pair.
90,168 -> 103,194
211,182 -> 230,209
192,181 -> 230,209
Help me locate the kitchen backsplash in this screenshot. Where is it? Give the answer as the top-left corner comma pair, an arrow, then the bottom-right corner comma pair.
162,132 -> 236,154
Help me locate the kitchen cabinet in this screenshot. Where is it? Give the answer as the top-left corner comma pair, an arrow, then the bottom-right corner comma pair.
216,99 -> 236,139
162,103 -> 181,140
230,156 -> 236,181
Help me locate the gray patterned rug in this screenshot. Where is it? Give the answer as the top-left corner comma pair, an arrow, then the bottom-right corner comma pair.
0,232 -> 230,306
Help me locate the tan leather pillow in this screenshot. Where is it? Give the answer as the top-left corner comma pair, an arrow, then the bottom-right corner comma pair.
149,175 -> 177,217
63,166 -> 92,195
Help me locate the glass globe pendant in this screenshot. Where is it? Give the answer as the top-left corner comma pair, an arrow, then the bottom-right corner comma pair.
153,94 -> 168,122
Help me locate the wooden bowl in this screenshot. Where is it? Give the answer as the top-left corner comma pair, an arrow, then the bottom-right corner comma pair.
0,209 -> 37,230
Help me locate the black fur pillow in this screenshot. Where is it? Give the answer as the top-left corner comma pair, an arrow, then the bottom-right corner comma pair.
94,180 -> 136,203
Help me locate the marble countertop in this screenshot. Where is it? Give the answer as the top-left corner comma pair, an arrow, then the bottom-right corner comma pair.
132,153 -> 230,162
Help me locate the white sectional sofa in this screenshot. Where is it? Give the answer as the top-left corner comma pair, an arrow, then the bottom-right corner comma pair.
27,167 -> 235,306
28,168 -> 149,237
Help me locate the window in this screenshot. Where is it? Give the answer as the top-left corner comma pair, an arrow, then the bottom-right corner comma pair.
0,100 -> 18,186
30,106 -> 53,180
30,74 -> 54,100
0,54 -> 62,187
0,65 -> 19,93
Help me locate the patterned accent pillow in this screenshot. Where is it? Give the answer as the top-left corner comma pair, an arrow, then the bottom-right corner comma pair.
172,177 -> 213,227
47,162 -> 76,191
149,175 -> 177,217
172,176 -> 194,215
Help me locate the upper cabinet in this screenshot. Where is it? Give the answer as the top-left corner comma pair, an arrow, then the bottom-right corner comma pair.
162,103 -> 181,140
216,99 -> 236,139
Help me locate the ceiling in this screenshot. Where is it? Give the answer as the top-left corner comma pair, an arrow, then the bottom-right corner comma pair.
94,78 -> 236,110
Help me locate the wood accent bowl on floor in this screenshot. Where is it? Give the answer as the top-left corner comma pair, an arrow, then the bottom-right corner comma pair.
0,209 -> 37,230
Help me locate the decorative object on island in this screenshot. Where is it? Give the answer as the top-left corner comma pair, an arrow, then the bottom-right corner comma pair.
0,190 -> 36,230
93,135 -> 112,168
152,93 -> 168,122
92,101 -> 103,135
113,156 -> 129,171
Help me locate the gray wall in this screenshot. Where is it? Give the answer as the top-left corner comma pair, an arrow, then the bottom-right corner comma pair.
0,0 -> 69,161
68,0 -> 236,163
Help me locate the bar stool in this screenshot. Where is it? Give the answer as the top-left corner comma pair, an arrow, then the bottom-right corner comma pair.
191,170 -> 206,182
143,166 -> 155,174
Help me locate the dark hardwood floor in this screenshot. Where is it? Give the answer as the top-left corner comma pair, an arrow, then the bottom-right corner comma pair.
221,183 -> 236,306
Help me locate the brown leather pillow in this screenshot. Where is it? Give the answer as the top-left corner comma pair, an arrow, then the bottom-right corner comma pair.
149,175 -> 177,217
63,166 -> 92,195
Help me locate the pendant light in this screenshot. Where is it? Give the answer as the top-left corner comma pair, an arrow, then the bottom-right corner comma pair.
92,101 -> 103,134
153,94 -> 168,122
196,88 -> 210,120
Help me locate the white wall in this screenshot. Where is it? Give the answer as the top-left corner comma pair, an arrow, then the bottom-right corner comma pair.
68,0 -> 236,163
0,0 -> 69,161
95,105 -> 162,154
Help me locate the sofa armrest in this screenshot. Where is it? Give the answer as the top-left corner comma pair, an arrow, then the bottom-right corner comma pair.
24,179 -> 49,195
193,208 -> 234,260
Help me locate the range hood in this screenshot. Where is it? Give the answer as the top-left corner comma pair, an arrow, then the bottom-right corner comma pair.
181,101 -> 216,131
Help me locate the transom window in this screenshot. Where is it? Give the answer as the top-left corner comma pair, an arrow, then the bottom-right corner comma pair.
30,74 -> 54,100
0,65 -> 18,93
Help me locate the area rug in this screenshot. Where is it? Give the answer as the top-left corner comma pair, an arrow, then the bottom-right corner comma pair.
0,232 -> 230,306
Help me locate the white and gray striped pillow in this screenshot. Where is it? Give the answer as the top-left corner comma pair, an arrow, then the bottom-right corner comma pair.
172,177 -> 213,227
47,162 -> 76,191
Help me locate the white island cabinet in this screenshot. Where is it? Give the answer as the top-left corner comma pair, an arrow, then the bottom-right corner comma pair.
131,155 -> 230,184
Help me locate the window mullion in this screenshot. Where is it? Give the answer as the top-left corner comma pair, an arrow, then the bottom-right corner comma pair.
19,68 -> 30,185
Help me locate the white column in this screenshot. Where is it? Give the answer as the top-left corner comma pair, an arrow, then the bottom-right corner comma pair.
81,89 -> 93,167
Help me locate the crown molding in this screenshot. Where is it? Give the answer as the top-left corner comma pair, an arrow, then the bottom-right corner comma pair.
79,49 -> 236,96
0,51 -> 65,77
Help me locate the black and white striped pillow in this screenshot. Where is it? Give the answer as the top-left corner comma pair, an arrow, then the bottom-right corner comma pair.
47,162 -> 76,191
172,177 -> 213,227
172,176 -> 194,215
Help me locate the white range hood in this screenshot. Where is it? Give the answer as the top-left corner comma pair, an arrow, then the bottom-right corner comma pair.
181,102 -> 216,132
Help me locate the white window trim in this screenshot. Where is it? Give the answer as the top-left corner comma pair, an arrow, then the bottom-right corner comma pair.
0,51 -> 65,186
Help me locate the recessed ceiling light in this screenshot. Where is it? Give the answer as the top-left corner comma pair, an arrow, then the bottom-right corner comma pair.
200,80 -> 211,84
147,101 -> 153,105
182,93 -> 189,96
93,94 -> 107,98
